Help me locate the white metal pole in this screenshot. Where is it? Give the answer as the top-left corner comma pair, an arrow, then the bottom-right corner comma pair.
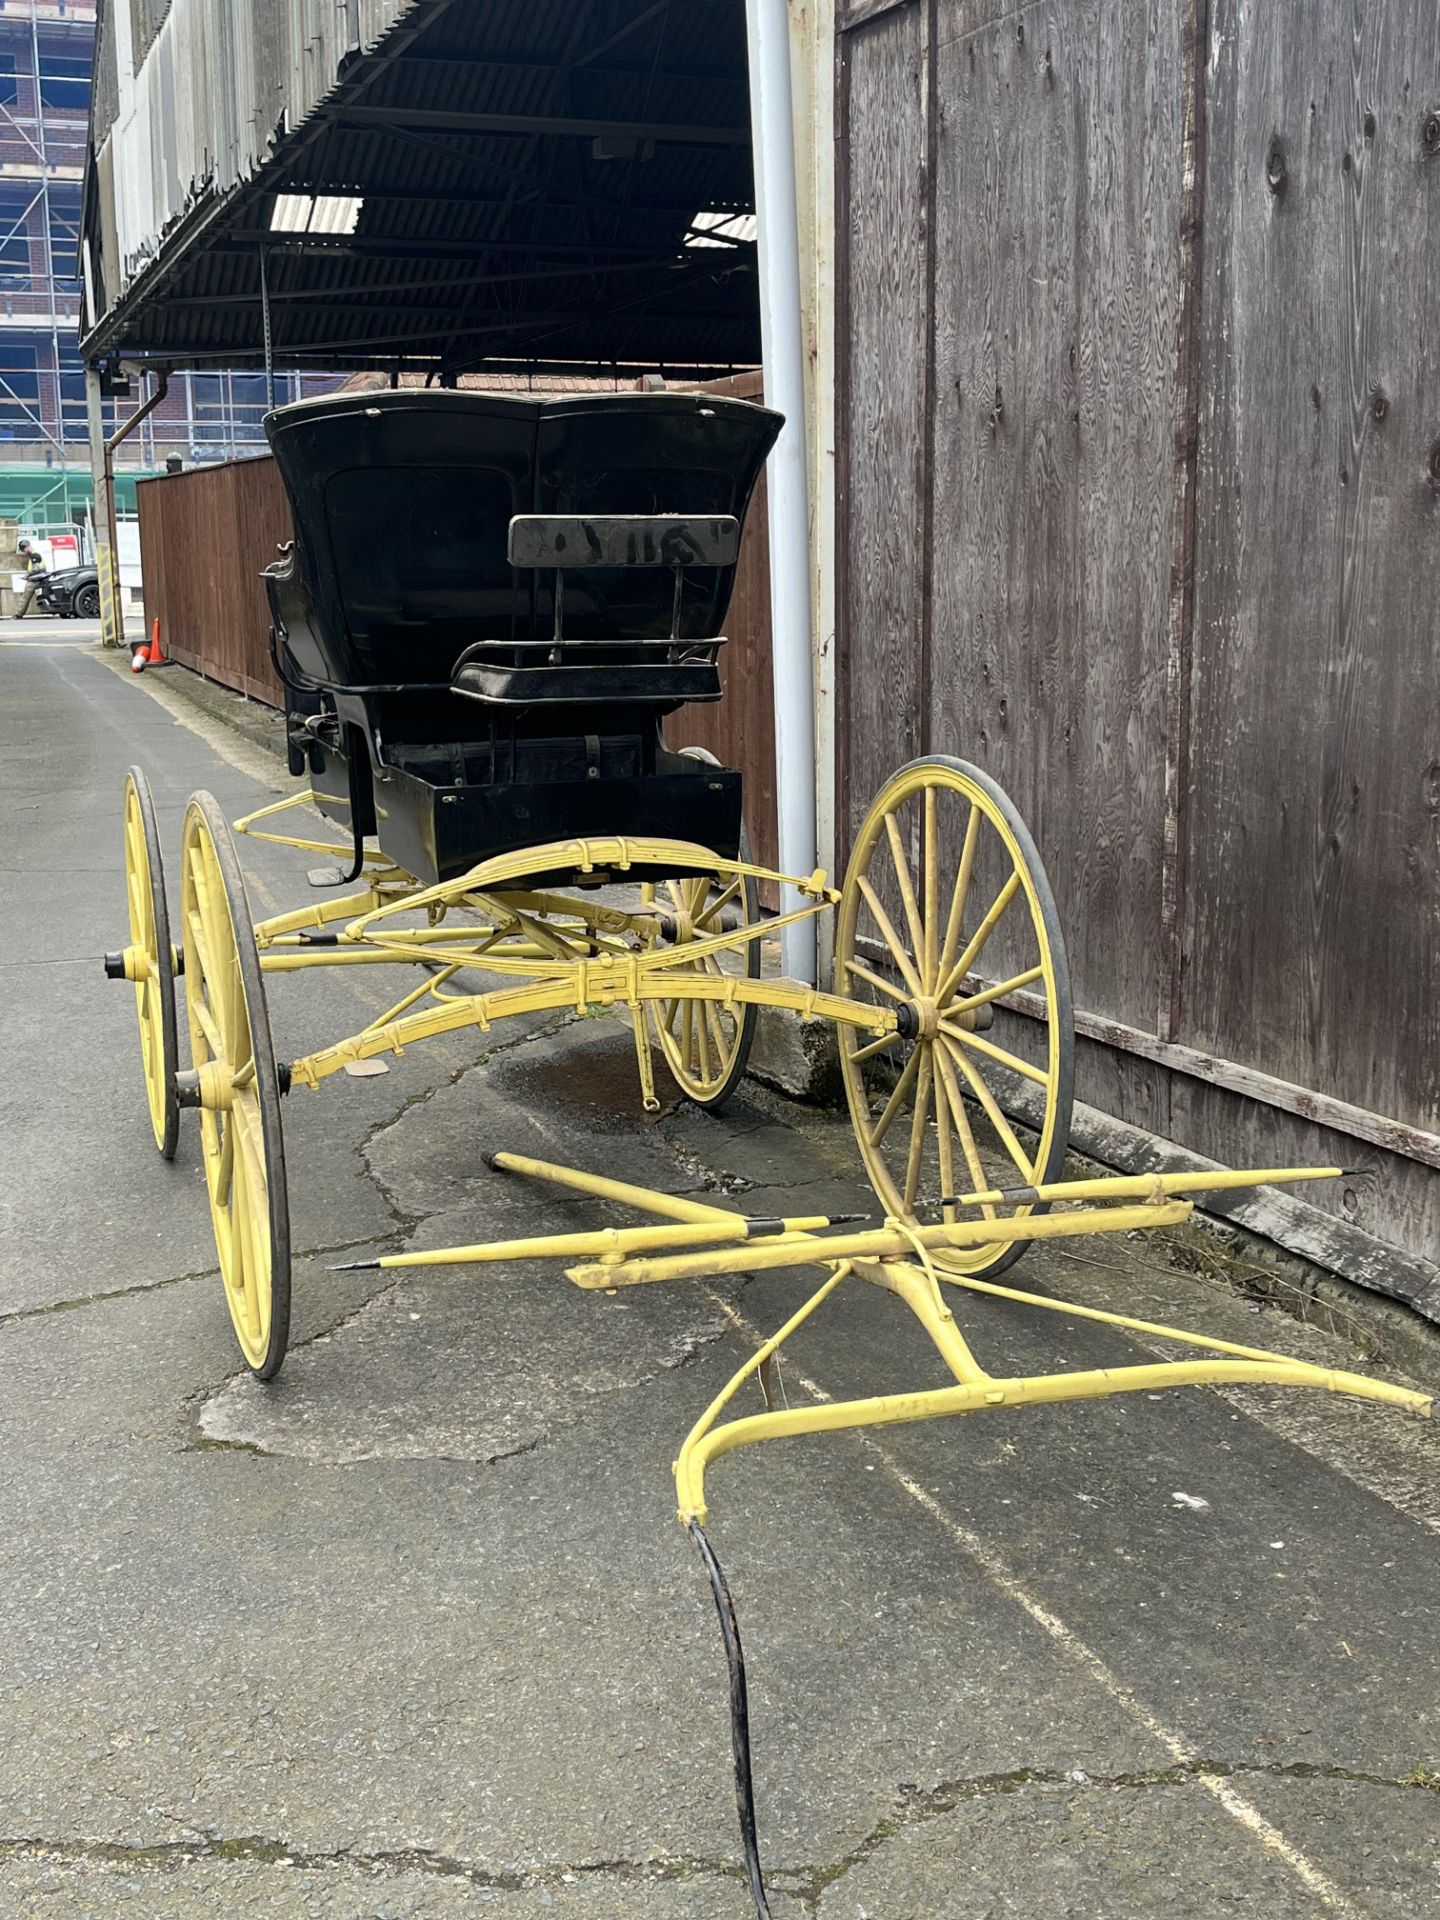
85,364 -> 121,650
746,0 -> 818,985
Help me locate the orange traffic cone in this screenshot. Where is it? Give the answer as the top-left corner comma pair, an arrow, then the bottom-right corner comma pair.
147,617 -> 166,666
130,641 -> 149,672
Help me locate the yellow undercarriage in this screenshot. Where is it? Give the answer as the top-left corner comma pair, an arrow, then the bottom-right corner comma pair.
121,785 -> 1430,1511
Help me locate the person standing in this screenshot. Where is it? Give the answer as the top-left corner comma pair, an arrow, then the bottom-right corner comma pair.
14,539 -> 47,618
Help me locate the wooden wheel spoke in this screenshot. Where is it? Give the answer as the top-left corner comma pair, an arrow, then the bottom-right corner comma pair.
701,996 -> 727,1070
903,1049 -> 935,1210
214,1107 -> 237,1208
948,964 -> 1045,1015
228,1122 -> 263,1339
940,1035 -> 1035,1182
868,1044 -> 921,1146
932,1043 -> 998,1220
695,990 -> 713,1083
938,869 -> 1023,1004
856,875 -> 923,996
233,1103 -> 272,1330
931,1053 -> 957,1223
189,980 -> 226,1063
125,856 -> 147,946
922,787 -> 939,991
190,852 -> 239,1052
947,1026 -> 1051,1088
842,955 -> 910,1004
186,904 -> 219,1015
697,877 -> 740,928
936,801 -> 980,988
883,812 -> 927,978
849,1030 -> 900,1064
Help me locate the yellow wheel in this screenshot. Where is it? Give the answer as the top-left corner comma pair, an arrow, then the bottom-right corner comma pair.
120,766 -> 179,1158
180,792 -> 291,1379
835,756 -> 1073,1277
644,752 -> 760,1109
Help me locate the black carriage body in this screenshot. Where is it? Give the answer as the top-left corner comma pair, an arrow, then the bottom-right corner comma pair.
262,389 -> 780,886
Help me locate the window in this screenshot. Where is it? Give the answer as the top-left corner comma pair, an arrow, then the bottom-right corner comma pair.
0,184 -> 40,285
0,337 -> 42,440
0,53 -> 18,108
48,182 -> 81,284
38,52 -> 90,114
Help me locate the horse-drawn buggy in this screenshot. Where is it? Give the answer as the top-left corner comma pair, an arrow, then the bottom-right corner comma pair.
107,387 -> 1428,1914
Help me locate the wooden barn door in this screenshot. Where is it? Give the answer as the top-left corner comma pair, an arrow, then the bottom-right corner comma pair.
836,0 -> 1440,1273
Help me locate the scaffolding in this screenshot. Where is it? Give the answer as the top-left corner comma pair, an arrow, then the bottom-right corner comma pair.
0,1 -> 321,540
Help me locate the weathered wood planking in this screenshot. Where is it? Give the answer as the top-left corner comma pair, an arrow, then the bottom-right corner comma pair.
838,2 -> 930,851
137,455 -> 290,705
1168,1072 -> 1440,1304
1185,0 -> 1440,1134
928,0 -> 1181,1028
835,0 -> 1440,1282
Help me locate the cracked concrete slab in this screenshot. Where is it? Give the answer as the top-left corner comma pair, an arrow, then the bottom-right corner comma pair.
809,1772 -> 1403,1919
0,1843 -> 786,1918
1235,1776 -> 1440,1916
196,1258 -> 745,1464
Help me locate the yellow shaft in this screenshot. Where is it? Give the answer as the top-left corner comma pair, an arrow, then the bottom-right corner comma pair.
567,1199 -> 1195,1288
370,1213 -> 846,1271
947,1165 -> 1346,1209
489,1150 -> 736,1222
674,1358 -> 1431,1523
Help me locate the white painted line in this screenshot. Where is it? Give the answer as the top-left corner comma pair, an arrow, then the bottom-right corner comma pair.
705,1291 -> 1371,1920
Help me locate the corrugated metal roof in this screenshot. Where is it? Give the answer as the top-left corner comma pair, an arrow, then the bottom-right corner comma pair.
82,0 -> 759,379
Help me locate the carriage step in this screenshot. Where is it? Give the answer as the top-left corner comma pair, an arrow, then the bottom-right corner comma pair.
307,865 -> 347,888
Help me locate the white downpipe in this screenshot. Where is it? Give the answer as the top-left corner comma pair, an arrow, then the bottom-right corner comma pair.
746,0 -> 817,985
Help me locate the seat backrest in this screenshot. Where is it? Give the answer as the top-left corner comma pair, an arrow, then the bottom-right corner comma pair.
265,391 -> 536,688
263,389 -> 781,692
533,394 -> 779,643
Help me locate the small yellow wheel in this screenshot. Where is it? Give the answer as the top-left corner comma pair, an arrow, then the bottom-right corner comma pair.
644,751 -> 760,1109
180,792 -> 291,1379
646,840 -> 760,1109
835,756 -> 1073,1277
120,766 -> 180,1158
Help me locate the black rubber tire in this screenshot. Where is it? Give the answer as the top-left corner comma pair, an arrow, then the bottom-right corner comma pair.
122,766 -> 181,1159
181,791 -> 292,1380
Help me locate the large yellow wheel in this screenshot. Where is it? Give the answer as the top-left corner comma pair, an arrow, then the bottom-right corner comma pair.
180,793 -> 291,1378
644,750 -> 760,1110
835,756 -> 1073,1277
120,766 -> 180,1159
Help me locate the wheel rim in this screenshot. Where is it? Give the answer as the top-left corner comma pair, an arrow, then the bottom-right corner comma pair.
645,857 -> 760,1106
835,757 -> 1073,1275
180,795 -> 290,1376
122,768 -> 179,1157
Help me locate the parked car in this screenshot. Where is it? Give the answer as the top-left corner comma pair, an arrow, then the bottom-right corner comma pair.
26,564 -> 101,619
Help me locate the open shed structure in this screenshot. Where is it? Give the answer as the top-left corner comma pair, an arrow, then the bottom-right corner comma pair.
80,0 -> 761,378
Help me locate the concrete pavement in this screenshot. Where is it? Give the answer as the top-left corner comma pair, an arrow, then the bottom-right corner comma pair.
2,634 -> 1438,1918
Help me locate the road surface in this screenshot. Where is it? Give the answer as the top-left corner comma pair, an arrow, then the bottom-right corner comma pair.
2,632 -> 1438,1917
